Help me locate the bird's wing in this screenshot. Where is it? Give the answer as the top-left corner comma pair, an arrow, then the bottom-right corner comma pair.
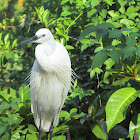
30,60 -> 42,113
52,41 -> 71,124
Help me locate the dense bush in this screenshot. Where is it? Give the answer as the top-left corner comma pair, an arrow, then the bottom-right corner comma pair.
0,0 -> 140,139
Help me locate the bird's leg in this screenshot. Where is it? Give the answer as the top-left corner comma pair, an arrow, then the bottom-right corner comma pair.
39,126 -> 42,140
46,132 -> 49,139
39,106 -> 42,140
49,117 -> 55,140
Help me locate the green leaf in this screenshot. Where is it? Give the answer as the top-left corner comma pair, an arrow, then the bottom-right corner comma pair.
87,9 -> 97,18
60,110 -> 70,120
108,10 -> 120,17
60,0 -> 69,5
6,51 -> 15,60
81,44 -> 89,51
109,125 -> 129,139
118,0 -> 127,7
18,84 -> 30,108
97,22 -> 115,29
78,23 -> 115,41
110,50 -> 120,63
103,71 -> 110,84
1,133 -> 9,140
53,125 -> 69,135
102,33 -> 113,47
10,88 -> 16,96
126,6 -> 139,16
96,22 -> 115,40
12,39 -> 17,48
4,33 -> 10,44
91,120 -> 107,139
103,0 -> 114,6
129,13 -> 138,19
120,19 -> 134,27
104,58 -> 115,70
119,6 -> 125,13
94,67 -> 103,74
70,108 -> 77,117
35,7 -> 43,23
122,46 -> 136,60
94,47 -> 103,53
112,77 -> 131,86
0,117 -> 8,135
91,0 -> 100,8
26,133 -> 38,140
0,102 -> 10,111
106,87 -> 138,132
96,28 -> 108,41
11,132 -> 20,140
78,25 -> 97,41
92,51 -> 107,69
122,27 -> 132,32
109,29 -> 122,38
95,107 -> 105,118
28,124 -> 37,133
55,28 -> 69,40
55,28 -> 64,35
11,126 -> 27,139
52,135 -> 66,140
129,113 -> 140,140
11,98 -> 19,111
0,88 -> 16,102
126,36 -> 136,47
42,9 -> 49,23
61,10 -> 72,16
65,45 -> 74,50
90,70 -> 95,78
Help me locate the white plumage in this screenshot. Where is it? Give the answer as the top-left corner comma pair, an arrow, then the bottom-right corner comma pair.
17,28 -> 71,138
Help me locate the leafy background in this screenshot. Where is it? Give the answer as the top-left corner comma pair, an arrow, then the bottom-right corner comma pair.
0,0 -> 140,139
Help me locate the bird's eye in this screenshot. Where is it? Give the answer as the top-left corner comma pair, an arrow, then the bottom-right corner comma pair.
42,34 -> 45,37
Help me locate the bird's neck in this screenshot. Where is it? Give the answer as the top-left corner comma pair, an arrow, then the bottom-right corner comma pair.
42,39 -> 57,56
35,39 -> 57,71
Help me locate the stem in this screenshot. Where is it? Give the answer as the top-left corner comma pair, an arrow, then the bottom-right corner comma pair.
65,12 -> 83,34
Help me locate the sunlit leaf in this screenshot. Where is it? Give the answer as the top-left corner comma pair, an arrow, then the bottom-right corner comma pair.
106,87 -> 138,132
104,58 -> 115,70
91,120 -> 107,139
65,45 -> 74,50
91,0 -> 100,8
52,135 -> 66,140
104,0 -> 114,6
60,0 -> 69,5
120,19 -> 134,27
1,133 -> 9,140
26,133 -> 38,140
112,77 -> 131,86
28,124 -> 37,133
60,110 -> 70,120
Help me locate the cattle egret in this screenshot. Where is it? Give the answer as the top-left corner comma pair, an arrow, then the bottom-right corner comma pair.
17,28 -> 72,140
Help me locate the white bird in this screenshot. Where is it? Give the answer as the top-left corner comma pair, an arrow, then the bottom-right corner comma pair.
17,28 -> 71,140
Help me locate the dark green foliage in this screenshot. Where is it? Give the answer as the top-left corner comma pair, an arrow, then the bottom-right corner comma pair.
0,0 -> 140,139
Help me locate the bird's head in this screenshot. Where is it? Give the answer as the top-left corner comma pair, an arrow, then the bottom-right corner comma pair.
17,28 -> 54,46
